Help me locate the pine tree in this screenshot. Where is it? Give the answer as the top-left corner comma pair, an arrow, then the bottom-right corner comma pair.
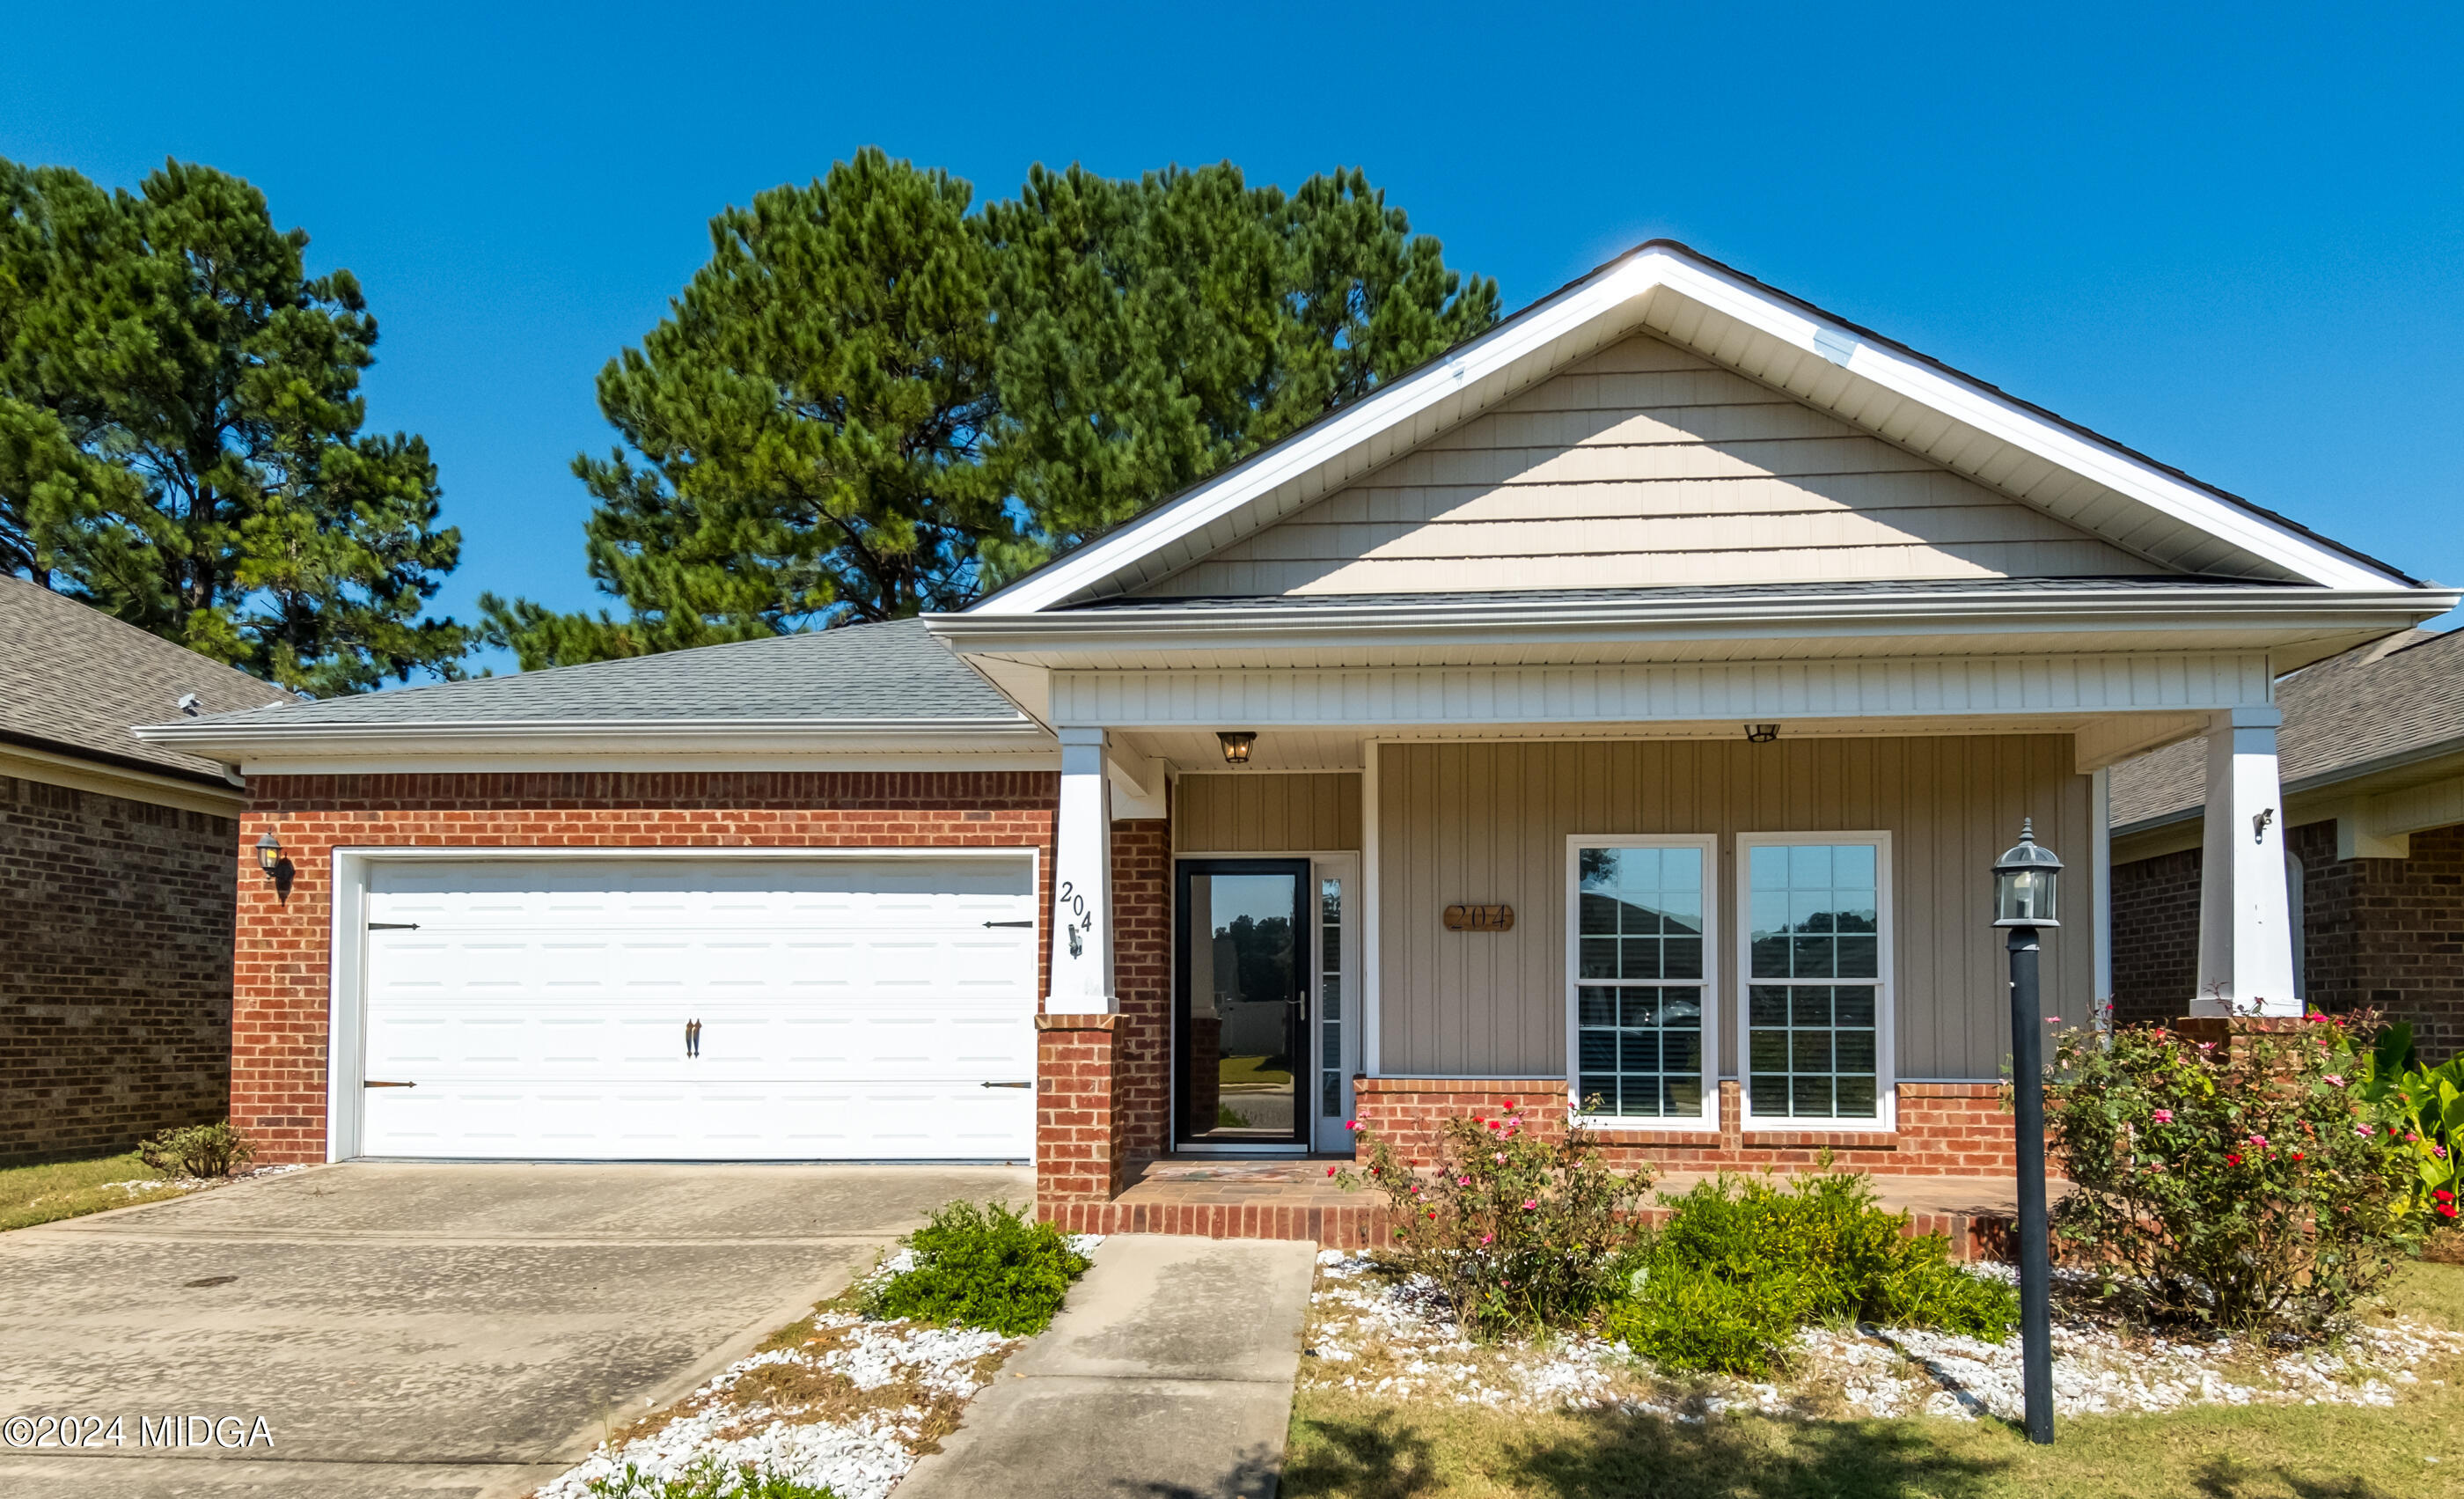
0,158 -> 466,694
486,155 -> 1496,667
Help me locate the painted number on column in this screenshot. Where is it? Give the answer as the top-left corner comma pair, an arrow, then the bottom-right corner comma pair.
1057,880 -> 1098,959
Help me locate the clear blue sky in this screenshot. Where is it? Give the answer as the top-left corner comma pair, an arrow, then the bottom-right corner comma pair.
8,3 -> 2460,673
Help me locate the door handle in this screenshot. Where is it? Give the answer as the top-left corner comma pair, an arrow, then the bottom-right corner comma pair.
363,1080 -> 416,1089
980,1081 -> 1032,1089
982,920 -> 1033,928
686,1018 -> 701,1058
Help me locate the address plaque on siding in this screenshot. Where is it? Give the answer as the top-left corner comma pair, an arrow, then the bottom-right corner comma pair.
1442,904 -> 1514,932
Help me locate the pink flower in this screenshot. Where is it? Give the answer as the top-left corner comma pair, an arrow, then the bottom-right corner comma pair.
1492,1153 -> 1507,1165
1345,1120 -> 1360,1131
2406,1131 -> 2422,1143
2152,1109 -> 2175,1124
2246,1134 -> 2268,1148
1522,1199 -> 1538,1210
1457,1175 -> 1471,1187
2046,1016 -> 2061,1024
1480,1233 -> 1494,1245
2354,1124 -> 2375,1137
2323,1074 -> 2346,1088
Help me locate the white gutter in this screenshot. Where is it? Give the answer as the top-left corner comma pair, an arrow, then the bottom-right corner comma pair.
928,585 -> 2456,657
132,716 -> 1052,759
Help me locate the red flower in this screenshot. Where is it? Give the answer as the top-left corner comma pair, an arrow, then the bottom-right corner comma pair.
1325,1165 -> 1337,1177
2226,1152 -> 2244,1165
1500,1099 -> 1517,1110
2289,1150 -> 2304,1161
2441,1203 -> 2460,1220
2435,1189 -> 2456,1203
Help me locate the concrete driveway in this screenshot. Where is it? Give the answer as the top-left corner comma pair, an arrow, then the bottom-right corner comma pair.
0,1161 -> 1030,1499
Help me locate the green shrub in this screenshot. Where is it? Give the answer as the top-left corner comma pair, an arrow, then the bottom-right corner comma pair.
1608,1172 -> 2016,1375
584,1457 -> 835,1498
136,1122 -> 253,1179
1607,1262 -> 1812,1377
2047,1016 -> 2421,1334
1338,1099 -> 1652,1340
862,1200 -> 1089,1336
2348,1019 -> 2464,1232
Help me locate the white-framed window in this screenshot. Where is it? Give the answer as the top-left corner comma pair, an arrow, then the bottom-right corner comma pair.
1565,834 -> 1719,1128
1735,833 -> 1894,1128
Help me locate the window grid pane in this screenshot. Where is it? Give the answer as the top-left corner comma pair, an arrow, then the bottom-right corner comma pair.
1574,844 -> 1707,1120
1745,841 -> 1881,1121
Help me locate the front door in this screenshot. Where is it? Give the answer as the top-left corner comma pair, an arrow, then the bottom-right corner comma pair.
1175,859 -> 1309,1147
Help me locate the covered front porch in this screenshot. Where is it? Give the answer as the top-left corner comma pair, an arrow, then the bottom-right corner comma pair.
1009,677 -> 2328,1239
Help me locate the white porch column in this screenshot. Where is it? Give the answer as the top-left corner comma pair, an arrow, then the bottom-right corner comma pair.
2092,767 -> 2114,1031
1048,727 -> 1115,1014
2192,706 -> 2299,1017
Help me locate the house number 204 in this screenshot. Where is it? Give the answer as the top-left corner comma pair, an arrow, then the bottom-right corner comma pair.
1056,879 -> 1098,959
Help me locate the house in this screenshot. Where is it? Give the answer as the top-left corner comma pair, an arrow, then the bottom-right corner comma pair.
2110,628 -> 2464,1060
136,241 -> 2453,1231
1,577 -> 297,1165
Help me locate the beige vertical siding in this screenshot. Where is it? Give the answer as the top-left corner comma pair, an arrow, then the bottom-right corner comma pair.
1375,736 -> 2092,1081
1176,773 -> 1362,852
1143,334 -> 2162,597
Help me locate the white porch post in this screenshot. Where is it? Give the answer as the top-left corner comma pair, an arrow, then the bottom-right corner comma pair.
2092,766 -> 2114,1031
1048,727 -> 1115,1014
2192,706 -> 2299,1017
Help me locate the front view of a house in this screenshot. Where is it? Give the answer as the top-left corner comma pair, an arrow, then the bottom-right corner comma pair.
142,242 -> 2454,1223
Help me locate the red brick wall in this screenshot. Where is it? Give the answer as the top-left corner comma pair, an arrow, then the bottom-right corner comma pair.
1351,1077 -> 2031,1177
2111,844 -> 2201,1030
1034,1014 -> 1123,1202
1110,819 -> 1171,1163
237,771 -> 1058,1163
2114,819 -> 2464,1062
2,775 -> 241,1165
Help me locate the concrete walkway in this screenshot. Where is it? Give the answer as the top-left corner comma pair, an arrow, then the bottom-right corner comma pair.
898,1235 -> 1317,1499
0,1161 -> 1030,1499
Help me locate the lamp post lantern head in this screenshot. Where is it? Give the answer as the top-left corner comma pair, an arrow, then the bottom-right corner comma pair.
1992,818 -> 2062,928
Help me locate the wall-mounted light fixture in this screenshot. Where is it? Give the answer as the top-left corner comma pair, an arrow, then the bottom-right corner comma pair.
1744,724 -> 1780,744
254,831 -> 283,879
1216,731 -> 1257,766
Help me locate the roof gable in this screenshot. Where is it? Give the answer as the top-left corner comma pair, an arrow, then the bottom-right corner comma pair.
972,241 -> 2415,614
1134,332 -> 2163,598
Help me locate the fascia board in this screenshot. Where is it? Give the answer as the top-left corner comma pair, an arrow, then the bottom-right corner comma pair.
931,586 -> 2457,659
1639,252 -> 2404,590
972,243 -> 2413,614
972,261 -> 1661,615
132,717 -> 1051,759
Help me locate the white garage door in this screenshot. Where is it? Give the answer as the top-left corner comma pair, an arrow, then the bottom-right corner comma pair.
358,856 -> 1038,1160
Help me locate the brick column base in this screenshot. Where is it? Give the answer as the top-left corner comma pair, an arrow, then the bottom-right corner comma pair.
1035,1014 -> 1126,1213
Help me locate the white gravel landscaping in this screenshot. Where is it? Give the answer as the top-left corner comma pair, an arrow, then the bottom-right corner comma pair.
532,1237 -> 1100,1499
1299,1249 -> 2464,1426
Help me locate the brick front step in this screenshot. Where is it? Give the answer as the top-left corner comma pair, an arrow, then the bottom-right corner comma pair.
1041,1159 -> 2044,1260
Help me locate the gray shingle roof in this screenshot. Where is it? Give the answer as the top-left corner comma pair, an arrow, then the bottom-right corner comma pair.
172,617 -> 1023,731
0,575 -> 297,782
2108,628 -> 2464,827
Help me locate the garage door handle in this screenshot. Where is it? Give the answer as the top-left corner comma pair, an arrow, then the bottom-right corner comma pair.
980,1081 -> 1032,1089
364,1080 -> 416,1089
369,922 -> 420,930
982,920 -> 1033,929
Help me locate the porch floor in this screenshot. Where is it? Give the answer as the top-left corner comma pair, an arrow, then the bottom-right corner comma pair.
1063,1157 -> 2068,1258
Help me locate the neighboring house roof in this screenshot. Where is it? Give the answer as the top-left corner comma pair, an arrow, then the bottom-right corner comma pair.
969,239 -> 2424,614
136,617 -> 1039,756
0,575 -> 296,785
2109,628 -> 2464,829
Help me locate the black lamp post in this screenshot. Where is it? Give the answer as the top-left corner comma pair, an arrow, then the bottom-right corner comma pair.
1993,818 -> 2060,1444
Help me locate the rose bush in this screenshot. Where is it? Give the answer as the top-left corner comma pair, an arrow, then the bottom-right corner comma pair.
1338,1098 -> 1650,1339
2346,1020 -> 2464,1232
2046,1015 -> 2421,1333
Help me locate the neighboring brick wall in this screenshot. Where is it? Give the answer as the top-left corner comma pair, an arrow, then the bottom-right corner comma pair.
1350,1077 -> 2033,1177
2111,844 -> 2202,1030
1111,819 -> 1170,1164
2113,819 -> 2464,1062
237,771 -> 1058,1164
1034,1014 -> 1124,1202
2,774 -> 239,1165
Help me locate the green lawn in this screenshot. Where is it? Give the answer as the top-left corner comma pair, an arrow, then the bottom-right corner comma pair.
1285,1262 -> 2464,1499
0,1151 -> 194,1231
